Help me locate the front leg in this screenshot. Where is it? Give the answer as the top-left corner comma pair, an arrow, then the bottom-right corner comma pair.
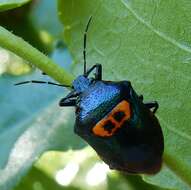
59,91 -> 79,107
59,98 -> 76,107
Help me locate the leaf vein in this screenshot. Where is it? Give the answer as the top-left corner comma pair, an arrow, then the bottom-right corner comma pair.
161,118 -> 191,142
121,0 -> 191,54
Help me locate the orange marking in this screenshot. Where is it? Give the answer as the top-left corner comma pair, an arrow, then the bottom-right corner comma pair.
92,100 -> 131,137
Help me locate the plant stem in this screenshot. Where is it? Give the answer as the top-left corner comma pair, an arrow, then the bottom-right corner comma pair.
0,26 -> 74,85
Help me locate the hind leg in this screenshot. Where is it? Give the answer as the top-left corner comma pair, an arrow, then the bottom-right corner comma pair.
145,101 -> 159,114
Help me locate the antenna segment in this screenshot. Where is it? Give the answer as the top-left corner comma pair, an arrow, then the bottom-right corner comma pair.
83,16 -> 92,75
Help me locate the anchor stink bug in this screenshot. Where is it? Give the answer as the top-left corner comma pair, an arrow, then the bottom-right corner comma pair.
16,17 -> 164,174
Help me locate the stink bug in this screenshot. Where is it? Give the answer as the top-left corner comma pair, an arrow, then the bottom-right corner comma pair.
16,17 -> 164,174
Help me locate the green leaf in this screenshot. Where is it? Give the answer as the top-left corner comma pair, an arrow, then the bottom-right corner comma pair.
14,167 -> 81,190
0,3 -> 53,54
0,0 -> 31,12
19,149 -> 166,190
0,25 -> 73,85
0,48 -> 84,190
30,0 -> 63,39
108,173 -> 168,190
0,47 -> 31,75
58,0 -> 191,190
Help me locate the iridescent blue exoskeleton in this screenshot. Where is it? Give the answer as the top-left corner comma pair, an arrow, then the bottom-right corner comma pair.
15,17 -> 164,174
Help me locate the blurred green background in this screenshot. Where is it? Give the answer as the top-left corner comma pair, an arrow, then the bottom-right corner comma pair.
1,0 -> 191,190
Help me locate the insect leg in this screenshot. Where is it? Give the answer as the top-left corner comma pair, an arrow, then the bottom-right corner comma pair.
145,101 -> 159,114
59,91 -> 79,107
139,95 -> 143,101
59,98 -> 76,107
85,64 -> 102,80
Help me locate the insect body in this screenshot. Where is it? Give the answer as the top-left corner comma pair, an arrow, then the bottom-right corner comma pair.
58,17 -> 163,174
59,64 -> 163,174
16,17 -> 164,174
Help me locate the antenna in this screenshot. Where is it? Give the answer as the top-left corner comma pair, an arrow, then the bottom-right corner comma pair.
15,80 -> 71,87
83,16 -> 92,75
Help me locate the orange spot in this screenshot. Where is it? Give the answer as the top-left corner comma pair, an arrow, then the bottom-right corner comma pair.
92,100 -> 131,137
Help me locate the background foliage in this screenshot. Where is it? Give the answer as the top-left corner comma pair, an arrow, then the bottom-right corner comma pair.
0,0 -> 190,190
